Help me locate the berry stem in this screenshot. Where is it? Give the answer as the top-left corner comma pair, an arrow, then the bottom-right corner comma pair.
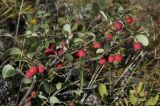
18,78 -> 36,106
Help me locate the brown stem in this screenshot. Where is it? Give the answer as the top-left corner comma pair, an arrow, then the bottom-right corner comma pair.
18,79 -> 36,106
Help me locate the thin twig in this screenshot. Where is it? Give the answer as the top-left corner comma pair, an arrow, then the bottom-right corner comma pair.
18,78 -> 36,106
122,52 -> 146,91
89,65 -> 105,87
81,65 -> 104,103
111,52 -> 145,105
15,0 -> 24,37
113,51 -> 143,86
52,56 -> 102,70
16,81 -> 22,104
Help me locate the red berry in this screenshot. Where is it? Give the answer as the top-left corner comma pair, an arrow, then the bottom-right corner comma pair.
37,65 -> 45,73
133,42 -> 142,51
77,49 -> 86,57
57,48 -> 63,56
125,16 -> 133,24
106,33 -> 113,40
73,52 -> 80,59
44,44 -> 55,55
108,55 -> 115,63
29,66 -> 38,75
93,42 -> 101,48
114,21 -> 123,30
69,101 -> 75,106
56,63 -> 64,68
99,58 -> 107,65
44,48 -> 54,55
25,71 -> 33,78
31,91 -> 37,98
115,54 -> 123,62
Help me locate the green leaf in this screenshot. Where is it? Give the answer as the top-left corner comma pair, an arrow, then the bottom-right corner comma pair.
118,6 -> 124,11
0,33 -> 14,38
7,47 -> 22,56
65,53 -> 73,62
63,24 -> 71,34
73,89 -> 83,96
38,92 -> 48,100
138,98 -> 146,102
129,93 -> 138,106
56,83 -> 62,90
25,31 -> 32,35
58,17 -> 66,25
124,98 -> 129,106
98,83 -> 108,98
2,64 -> 17,78
104,0 -> 113,5
31,32 -> 38,36
43,81 -> 55,94
137,82 -> 143,94
26,53 -> 35,59
22,78 -> 32,84
71,24 -> 78,31
119,100 -> 125,106
139,89 -> 146,97
130,5 -> 143,10
100,11 -> 108,21
85,32 -> 96,38
96,48 -> 104,54
32,25 -> 39,32
115,102 -> 119,106
130,90 -> 135,95
78,58 -> 85,67
145,93 -> 159,106
104,44 -> 111,51
74,38 -> 84,43
100,10 -> 112,25
135,35 -> 149,46
49,96 -> 60,104
26,14 -> 32,22
39,94 -> 48,100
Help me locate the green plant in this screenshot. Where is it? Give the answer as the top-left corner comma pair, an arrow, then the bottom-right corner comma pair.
0,0 -> 160,106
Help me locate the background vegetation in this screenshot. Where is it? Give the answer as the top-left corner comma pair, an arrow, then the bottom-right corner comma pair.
0,0 -> 160,106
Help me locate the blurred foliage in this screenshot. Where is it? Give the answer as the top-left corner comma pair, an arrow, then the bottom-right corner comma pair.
0,0 -> 36,23
0,0 -> 160,106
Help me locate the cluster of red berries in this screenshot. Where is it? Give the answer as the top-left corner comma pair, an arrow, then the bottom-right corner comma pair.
42,16 -> 143,69
44,43 -> 87,68
44,44 -> 63,56
99,54 -> 123,65
92,33 -> 113,48
25,65 -> 45,78
44,44 -> 64,68
96,15 -> 142,65
114,15 -> 133,30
